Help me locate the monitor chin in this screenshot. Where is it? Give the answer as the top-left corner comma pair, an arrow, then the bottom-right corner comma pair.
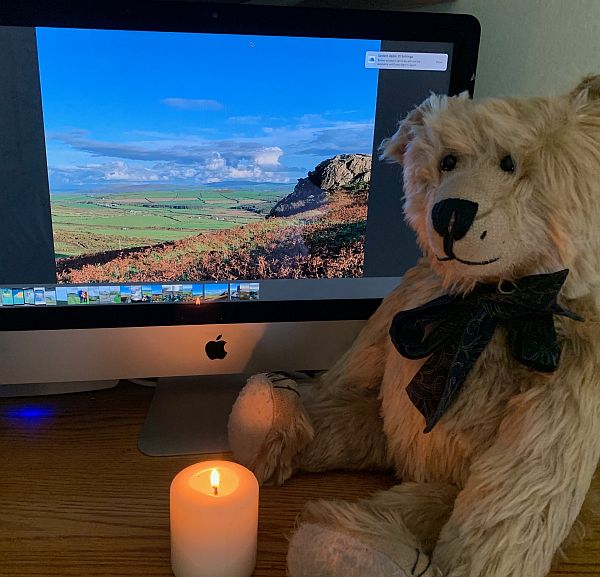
0,380 -> 118,398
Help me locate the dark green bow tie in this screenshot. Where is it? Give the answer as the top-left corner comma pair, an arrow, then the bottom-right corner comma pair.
389,270 -> 583,433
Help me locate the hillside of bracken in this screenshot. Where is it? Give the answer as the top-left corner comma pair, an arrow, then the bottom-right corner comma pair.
56,191 -> 367,283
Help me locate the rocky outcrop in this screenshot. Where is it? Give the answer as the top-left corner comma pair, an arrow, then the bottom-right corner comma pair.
267,177 -> 327,218
308,153 -> 371,193
269,154 -> 371,218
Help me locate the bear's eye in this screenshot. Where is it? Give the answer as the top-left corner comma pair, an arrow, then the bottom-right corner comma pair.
500,154 -> 516,173
440,154 -> 457,172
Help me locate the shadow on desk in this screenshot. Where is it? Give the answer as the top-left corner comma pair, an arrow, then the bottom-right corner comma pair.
0,380 -> 597,576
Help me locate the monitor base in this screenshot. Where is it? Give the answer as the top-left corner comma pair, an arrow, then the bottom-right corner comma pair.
0,379 -> 119,398
138,374 -> 249,456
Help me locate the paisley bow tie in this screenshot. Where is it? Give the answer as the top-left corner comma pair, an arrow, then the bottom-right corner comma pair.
389,270 -> 583,433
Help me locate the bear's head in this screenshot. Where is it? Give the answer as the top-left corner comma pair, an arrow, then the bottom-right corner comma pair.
382,75 -> 600,299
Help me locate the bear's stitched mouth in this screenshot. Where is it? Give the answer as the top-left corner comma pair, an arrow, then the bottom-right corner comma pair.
437,254 -> 501,266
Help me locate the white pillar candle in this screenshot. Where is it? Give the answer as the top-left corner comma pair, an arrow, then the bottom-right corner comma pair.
170,460 -> 259,577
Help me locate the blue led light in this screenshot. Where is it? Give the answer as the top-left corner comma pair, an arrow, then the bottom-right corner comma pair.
5,406 -> 54,420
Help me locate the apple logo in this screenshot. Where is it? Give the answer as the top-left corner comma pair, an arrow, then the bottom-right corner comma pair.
205,334 -> 227,360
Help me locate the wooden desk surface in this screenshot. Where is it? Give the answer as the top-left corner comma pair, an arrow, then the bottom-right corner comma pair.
0,381 -> 598,576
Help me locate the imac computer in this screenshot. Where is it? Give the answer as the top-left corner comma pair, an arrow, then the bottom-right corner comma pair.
0,0 -> 479,454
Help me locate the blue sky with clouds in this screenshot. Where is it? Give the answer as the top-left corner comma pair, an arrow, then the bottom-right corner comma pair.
36,28 -> 380,192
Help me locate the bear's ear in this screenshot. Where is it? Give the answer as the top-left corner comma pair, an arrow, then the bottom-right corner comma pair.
569,74 -> 600,107
379,93 -> 454,165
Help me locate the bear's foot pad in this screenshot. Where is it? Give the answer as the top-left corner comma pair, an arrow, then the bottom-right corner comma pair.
287,522 -> 438,577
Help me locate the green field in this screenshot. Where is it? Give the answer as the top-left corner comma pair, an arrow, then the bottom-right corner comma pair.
51,186 -> 290,258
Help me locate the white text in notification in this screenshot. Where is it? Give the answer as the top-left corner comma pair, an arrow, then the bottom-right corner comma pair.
365,51 -> 448,71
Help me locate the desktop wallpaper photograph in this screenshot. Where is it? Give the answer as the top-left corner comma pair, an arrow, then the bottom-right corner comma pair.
37,28 -> 381,284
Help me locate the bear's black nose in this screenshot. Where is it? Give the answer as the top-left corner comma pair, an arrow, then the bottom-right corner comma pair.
431,198 -> 479,240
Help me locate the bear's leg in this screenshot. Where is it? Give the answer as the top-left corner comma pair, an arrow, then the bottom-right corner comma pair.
228,372 -> 316,485
228,369 -> 390,485
366,482 -> 459,553
228,286 -> 401,484
287,482 -> 457,577
292,370 -> 390,474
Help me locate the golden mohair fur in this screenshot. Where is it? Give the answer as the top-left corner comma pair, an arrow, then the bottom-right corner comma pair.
228,76 -> 600,577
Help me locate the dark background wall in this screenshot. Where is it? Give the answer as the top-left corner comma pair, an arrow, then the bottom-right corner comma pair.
0,27 -> 56,284
364,40 -> 452,277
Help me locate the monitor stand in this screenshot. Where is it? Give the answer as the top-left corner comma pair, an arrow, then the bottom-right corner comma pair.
138,374 -> 249,456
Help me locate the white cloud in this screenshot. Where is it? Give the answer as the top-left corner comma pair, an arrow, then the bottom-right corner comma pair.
162,98 -> 224,111
49,161 -> 169,188
205,153 -> 226,171
253,146 -> 283,167
104,161 -> 162,182
48,154 -> 291,190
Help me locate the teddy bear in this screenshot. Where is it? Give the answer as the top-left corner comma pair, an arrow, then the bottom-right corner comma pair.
227,75 -> 600,577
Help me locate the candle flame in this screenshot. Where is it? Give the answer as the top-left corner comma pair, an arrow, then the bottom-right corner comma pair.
210,468 -> 220,496
195,297 -> 201,305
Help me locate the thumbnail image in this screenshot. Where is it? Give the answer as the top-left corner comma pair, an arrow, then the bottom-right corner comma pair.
99,286 -> 112,304
24,288 -> 35,305
192,284 -> 204,304
172,284 -> 184,303
130,285 -> 143,302
12,289 -> 25,305
77,287 -> 89,304
109,286 -> 121,303
182,284 -> 194,302
151,284 -> 163,302
142,285 -> 153,302
230,282 -> 259,301
2,288 -> 14,306
45,289 -> 57,306
162,285 -> 174,302
120,285 -> 132,303
56,286 -> 68,305
34,288 -> 46,305
46,289 -> 56,306
88,286 -> 100,304
230,283 -> 243,301
66,286 -> 89,304
204,283 -> 229,302
67,287 -> 79,304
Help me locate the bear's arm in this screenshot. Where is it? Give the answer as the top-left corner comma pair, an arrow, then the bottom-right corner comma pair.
431,335 -> 600,577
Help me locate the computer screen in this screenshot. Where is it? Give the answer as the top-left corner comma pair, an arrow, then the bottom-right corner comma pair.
1,18 -> 460,308
0,2 -> 478,392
